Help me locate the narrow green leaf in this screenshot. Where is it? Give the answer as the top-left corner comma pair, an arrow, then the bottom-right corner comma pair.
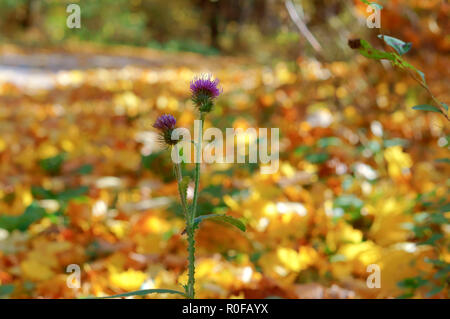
359,39 -> 396,61
360,0 -> 383,10
378,35 -> 412,55
100,289 -> 186,299
194,214 -> 246,232
412,105 -> 442,113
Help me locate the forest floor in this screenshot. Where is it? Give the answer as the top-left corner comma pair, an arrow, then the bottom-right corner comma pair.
0,43 -> 448,299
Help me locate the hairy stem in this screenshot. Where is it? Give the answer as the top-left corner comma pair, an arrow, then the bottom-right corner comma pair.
191,112 -> 205,223
174,161 -> 188,219
185,112 -> 205,299
186,219 -> 196,299
173,159 -> 193,298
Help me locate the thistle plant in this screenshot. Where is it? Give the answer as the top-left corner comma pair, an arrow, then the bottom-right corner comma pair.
103,74 -> 245,300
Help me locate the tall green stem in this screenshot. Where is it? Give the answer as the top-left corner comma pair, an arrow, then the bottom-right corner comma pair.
191,113 -> 204,223
173,158 -> 194,298
185,112 -> 205,299
174,161 -> 188,219
186,219 -> 196,299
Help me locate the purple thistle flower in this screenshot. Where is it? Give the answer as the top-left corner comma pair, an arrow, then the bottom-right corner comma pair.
153,114 -> 178,146
190,74 -> 222,112
190,74 -> 222,99
153,114 -> 177,131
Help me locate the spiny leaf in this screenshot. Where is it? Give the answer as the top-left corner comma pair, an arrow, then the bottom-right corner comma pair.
193,214 -> 246,232
412,105 -> 442,114
100,289 -> 186,299
378,35 -> 412,55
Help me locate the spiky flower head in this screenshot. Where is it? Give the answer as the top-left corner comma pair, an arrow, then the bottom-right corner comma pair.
190,73 -> 222,113
153,114 -> 178,146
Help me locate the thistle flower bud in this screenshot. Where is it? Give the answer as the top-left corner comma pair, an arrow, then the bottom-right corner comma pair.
153,114 -> 178,146
190,74 -> 222,113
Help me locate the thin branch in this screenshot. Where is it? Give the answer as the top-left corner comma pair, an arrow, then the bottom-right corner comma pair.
285,0 -> 323,54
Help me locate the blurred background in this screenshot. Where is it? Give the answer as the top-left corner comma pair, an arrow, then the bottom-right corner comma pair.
0,0 -> 449,299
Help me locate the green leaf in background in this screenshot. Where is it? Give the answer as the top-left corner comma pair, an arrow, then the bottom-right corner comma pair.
397,276 -> 428,289
360,0 -> 383,10
0,284 -> 14,297
391,56 -> 427,85
193,214 -> 246,232
31,186 -> 88,201
39,153 -> 66,175
75,164 -> 93,175
0,202 -> 45,232
383,138 -> 409,148
429,213 -> 448,225
412,105 -> 442,114
358,39 -> 396,61
31,186 -> 56,199
99,288 -> 186,298
425,284 -> 443,298
57,186 -> 89,201
351,39 -> 428,87
438,203 -> 450,213
334,195 -> 364,209
418,233 -> 443,245
333,194 -> 364,221
435,158 -> 450,164
294,145 -> 311,156
305,153 -> 329,164
378,35 -> 412,55
433,266 -> 450,280
317,137 -> 341,148
141,151 -> 163,170
425,258 -> 447,268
